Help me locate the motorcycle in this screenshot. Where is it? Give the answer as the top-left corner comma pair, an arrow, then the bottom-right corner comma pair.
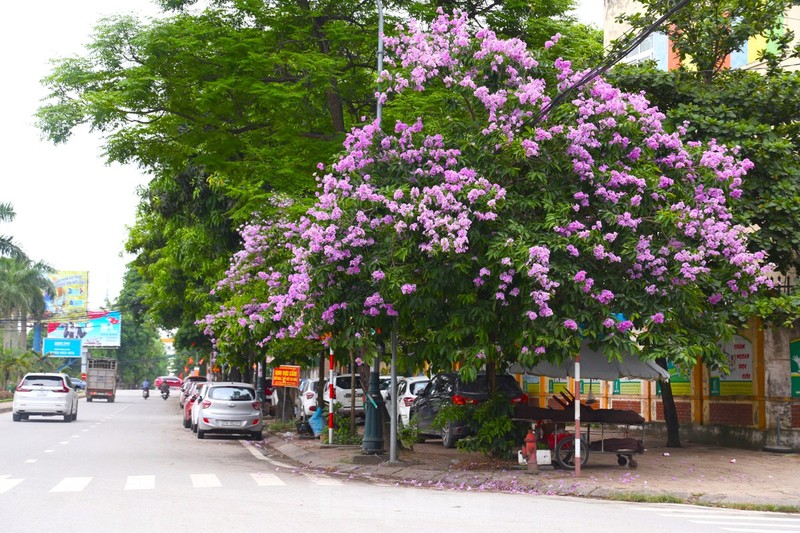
142,388 -> 150,399
160,388 -> 170,400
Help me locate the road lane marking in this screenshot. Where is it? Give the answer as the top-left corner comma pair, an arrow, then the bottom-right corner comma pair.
240,440 -> 294,469
303,474 -> 342,486
0,476 -> 23,494
44,450 -> 54,453
124,475 -> 155,490
24,459 -> 36,464
250,473 -> 286,486
50,477 -> 92,492
191,474 -> 221,488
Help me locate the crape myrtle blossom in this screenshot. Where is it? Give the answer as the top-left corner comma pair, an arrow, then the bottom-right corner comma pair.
201,10 -> 773,363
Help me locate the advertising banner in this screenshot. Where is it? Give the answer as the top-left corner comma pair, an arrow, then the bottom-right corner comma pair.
790,339 -> 800,398
711,335 -> 754,396
47,310 -> 121,348
43,271 -> 89,319
42,338 -> 82,358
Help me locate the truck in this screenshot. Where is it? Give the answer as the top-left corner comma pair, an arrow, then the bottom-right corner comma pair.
86,358 -> 118,402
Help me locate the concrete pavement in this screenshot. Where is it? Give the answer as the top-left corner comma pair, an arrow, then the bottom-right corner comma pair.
253,431 -> 800,511
4,400 -> 797,510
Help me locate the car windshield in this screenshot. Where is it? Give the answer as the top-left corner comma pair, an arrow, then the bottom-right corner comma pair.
335,376 -> 362,389
24,376 -> 63,388
409,381 -> 429,394
208,386 -> 255,401
459,375 -> 521,394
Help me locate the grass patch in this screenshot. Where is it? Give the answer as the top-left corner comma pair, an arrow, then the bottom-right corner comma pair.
605,492 -> 685,504
697,502 -> 800,514
265,420 -> 296,433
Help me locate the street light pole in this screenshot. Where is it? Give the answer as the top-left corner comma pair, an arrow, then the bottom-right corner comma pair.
376,0 -> 384,126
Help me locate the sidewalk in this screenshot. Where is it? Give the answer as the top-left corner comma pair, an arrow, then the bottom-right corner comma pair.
255,431 -> 800,510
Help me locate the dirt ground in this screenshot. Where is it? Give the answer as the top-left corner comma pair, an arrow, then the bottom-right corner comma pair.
262,430 -> 800,508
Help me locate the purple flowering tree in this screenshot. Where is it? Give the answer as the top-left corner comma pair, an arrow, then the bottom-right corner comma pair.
204,10 -> 772,396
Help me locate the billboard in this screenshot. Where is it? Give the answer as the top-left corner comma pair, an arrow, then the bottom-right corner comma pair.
43,271 -> 89,319
42,338 -> 82,358
47,310 -> 121,348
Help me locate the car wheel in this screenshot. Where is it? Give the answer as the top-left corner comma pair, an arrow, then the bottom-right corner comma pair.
250,430 -> 263,441
442,422 -> 457,448
86,397 -> 92,402
63,413 -> 72,422
72,408 -> 78,421
191,421 -> 197,433
109,396 -> 115,403
12,413 -> 21,422
183,416 -> 190,428
197,429 -> 206,439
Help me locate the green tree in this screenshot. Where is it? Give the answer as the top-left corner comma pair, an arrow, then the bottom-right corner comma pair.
0,258 -> 54,353
606,0 -> 800,446
36,0 -> 603,354
0,202 -> 26,260
115,266 -> 168,386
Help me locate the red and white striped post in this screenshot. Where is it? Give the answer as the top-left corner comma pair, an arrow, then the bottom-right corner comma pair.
328,347 -> 335,444
574,354 -> 581,476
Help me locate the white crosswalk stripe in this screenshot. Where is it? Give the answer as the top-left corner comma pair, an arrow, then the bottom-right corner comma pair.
191,473 -> 222,488
0,470 -> 344,494
634,505 -> 800,533
302,473 -> 342,486
250,472 -> 286,486
0,475 -> 23,494
50,477 -> 92,493
124,475 -> 155,490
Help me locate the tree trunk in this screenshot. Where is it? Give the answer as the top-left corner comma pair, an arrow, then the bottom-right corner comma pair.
656,357 -> 682,447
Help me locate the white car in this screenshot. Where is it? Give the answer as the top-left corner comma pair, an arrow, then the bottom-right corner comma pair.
396,375 -> 430,427
12,372 -> 79,422
323,374 -> 364,417
295,378 -> 320,419
194,381 -> 263,440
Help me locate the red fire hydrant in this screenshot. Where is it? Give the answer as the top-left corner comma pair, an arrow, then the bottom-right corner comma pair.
521,429 -> 538,471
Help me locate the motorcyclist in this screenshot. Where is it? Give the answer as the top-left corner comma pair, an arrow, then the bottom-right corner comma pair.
142,378 -> 151,398
160,380 -> 170,398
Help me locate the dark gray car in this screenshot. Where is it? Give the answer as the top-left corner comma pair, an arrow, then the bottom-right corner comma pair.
410,372 -> 527,448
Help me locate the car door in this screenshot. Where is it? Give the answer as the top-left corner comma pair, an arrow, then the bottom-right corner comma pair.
427,373 -> 453,433
415,374 -> 451,434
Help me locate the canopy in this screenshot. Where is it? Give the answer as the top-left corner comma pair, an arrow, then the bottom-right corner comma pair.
509,340 -> 670,381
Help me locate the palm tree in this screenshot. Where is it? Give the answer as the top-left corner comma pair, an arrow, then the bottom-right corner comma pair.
0,257 -> 55,352
0,202 -> 26,260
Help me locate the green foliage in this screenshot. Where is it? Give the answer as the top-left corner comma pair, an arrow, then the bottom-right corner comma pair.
435,395 -> 526,459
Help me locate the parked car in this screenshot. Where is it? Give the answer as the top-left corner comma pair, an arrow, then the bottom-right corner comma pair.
378,375 -> 394,402
182,382 -> 205,428
322,374 -> 365,418
70,378 -> 86,391
396,376 -> 430,427
295,378 -> 320,419
194,381 -> 263,440
155,375 -> 182,389
180,376 -> 207,407
410,372 -> 527,448
12,372 -> 79,422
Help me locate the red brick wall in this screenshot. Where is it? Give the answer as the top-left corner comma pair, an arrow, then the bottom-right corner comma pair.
709,402 -> 753,427
610,399 -> 642,415
655,400 -> 692,423
792,404 -> 800,429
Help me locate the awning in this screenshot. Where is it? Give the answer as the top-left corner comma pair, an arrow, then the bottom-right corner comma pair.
508,340 -> 670,381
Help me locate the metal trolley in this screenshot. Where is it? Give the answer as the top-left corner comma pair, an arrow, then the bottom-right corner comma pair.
515,395 -> 646,470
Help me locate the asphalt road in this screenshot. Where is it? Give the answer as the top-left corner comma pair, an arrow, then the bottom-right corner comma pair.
1,391 -> 797,533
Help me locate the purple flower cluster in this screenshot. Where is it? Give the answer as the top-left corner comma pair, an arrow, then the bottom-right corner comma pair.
200,10 -> 773,359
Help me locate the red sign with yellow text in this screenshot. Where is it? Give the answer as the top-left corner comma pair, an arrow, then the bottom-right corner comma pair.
272,365 -> 301,387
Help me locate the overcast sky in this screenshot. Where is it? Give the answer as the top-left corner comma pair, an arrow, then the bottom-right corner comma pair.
1,1 -> 604,311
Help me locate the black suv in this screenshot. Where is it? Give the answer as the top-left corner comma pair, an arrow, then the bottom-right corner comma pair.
410,372 -> 528,447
